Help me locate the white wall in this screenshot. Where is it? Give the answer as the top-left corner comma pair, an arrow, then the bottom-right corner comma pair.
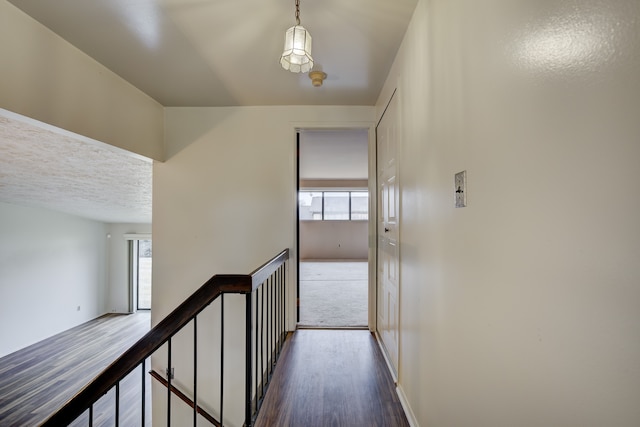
378,0 -> 640,426
299,129 -> 369,180
0,1 -> 164,161
0,202 -> 109,357
158,106 -> 374,319
105,223 -> 152,313
156,105 -> 374,426
0,212 -> 150,357
299,221 -> 368,260
298,130 -> 370,260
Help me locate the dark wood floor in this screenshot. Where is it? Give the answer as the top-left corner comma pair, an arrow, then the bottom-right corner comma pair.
0,312 -> 150,426
254,329 -> 409,427
1,316 -> 408,426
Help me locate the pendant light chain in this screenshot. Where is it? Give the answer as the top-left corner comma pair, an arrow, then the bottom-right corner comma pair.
295,0 -> 301,25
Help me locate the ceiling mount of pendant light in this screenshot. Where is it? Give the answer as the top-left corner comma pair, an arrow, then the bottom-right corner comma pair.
280,0 -> 313,73
309,70 -> 327,87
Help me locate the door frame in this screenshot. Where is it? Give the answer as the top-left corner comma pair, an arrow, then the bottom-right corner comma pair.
124,233 -> 152,313
375,88 -> 401,377
291,122 -> 378,331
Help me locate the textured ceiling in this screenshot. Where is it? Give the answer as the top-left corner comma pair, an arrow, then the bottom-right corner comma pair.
0,110 -> 152,224
8,0 -> 418,106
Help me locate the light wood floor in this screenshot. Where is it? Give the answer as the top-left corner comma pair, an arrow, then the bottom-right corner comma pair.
254,329 -> 409,427
0,312 -> 150,426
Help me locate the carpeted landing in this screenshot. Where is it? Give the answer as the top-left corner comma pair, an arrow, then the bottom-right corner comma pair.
298,261 -> 368,327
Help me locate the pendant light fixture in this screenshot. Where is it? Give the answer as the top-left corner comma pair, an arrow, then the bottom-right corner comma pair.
280,0 -> 313,73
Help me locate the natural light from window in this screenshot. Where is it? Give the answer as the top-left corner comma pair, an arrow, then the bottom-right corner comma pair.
299,191 -> 368,221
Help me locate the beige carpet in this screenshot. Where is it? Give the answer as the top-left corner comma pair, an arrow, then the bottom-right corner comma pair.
299,261 -> 368,327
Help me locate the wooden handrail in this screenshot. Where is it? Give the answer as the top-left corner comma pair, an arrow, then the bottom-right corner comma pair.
250,249 -> 289,290
149,370 -> 219,426
41,248 -> 289,427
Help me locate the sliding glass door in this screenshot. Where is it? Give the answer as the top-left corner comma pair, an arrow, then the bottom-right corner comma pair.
134,239 -> 152,310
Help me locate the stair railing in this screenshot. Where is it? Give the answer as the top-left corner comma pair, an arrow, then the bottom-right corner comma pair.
41,248 -> 289,427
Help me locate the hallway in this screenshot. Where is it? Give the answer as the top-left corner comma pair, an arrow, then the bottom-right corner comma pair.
255,329 -> 409,427
0,313 -> 407,426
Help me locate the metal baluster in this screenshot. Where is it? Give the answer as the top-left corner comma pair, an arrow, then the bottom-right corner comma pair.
265,277 -> 268,378
283,264 -> 286,342
89,405 -> 93,427
276,269 -> 280,352
260,282 -> 264,405
276,267 -> 280,349
245,292 -> 253,427
283,263 -> 287,341
167,338 -> 172,427
254,288 -> 259,417
273,274 -> 277,362
267,277 -> 271,377
220,294 -> 225,427
281,265 -> 285,345
273,270 -> 280,354
115,382 -> 120,427
141,359 -> 146,427
271,275 -> 275,374
279,265 -> 283,349
276,268 -> 279,347
193,317 -> 198,427
282,266 -> 285,344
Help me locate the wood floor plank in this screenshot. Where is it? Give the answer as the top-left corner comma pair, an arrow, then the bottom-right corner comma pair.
254,329 -> 409,427
0,312 -> 150,426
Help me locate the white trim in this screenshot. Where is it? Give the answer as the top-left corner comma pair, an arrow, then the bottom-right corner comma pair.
397,385 -> 419,427
124,233 -> 152,240
376,331 -> 418,425
367,120 -> 377,332
375,331 -> 398,383
128,239 -> 137,313
375,86 -> 402,372
291,121 -> 378,332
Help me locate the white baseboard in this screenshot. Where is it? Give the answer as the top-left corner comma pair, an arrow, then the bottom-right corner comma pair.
396,384 -> 419,427
373,332 -> 417,425
374,331 -> 398,383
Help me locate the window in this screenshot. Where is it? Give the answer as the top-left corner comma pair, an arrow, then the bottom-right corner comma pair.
299,191 -> 368,220
299,191 -> 323,220
351,192 -> 369,220
324,192 -> 350,220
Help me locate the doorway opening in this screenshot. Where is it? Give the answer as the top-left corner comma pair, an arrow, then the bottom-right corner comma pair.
296,129 -> 370,327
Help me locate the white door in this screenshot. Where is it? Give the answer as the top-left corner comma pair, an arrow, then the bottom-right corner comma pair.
377,92 -> 400,373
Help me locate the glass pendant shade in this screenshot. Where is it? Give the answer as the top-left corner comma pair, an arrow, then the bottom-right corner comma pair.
280,25 -> 313,73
